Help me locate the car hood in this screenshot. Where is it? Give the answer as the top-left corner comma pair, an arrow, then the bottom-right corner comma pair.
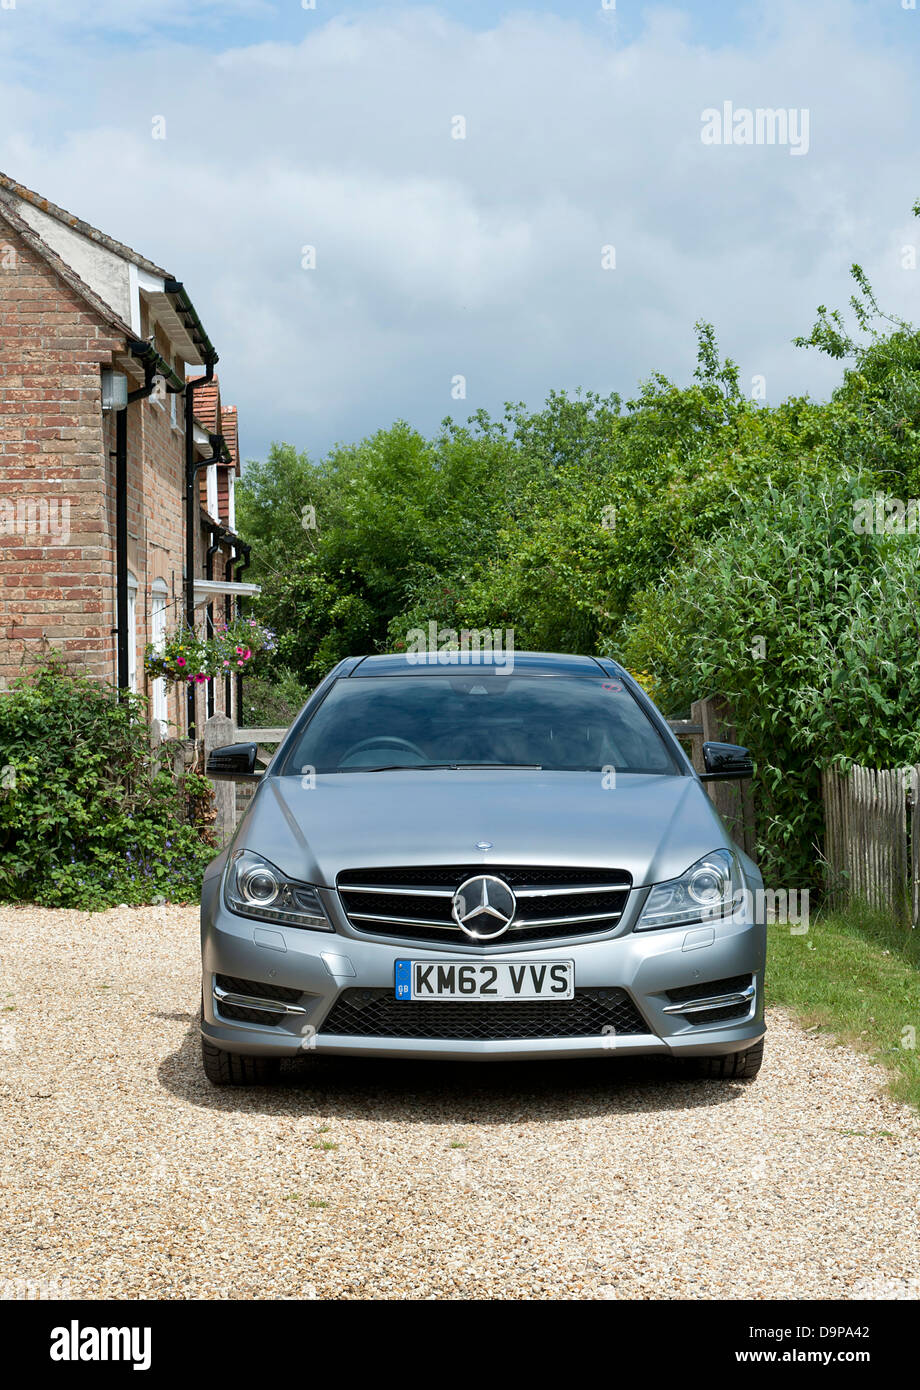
239,770 -> 730,889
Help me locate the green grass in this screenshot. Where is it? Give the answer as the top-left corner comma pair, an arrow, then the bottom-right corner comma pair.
767,905 -> 920,1110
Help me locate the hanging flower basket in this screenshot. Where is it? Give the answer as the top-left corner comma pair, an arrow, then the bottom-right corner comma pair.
145,616 -> 276,686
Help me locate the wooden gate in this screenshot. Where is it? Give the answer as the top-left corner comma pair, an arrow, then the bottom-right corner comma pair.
822,764 -> 920,926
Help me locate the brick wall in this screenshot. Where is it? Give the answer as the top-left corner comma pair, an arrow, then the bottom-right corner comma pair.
0,221 -> 241,731
0,221 -> 121,686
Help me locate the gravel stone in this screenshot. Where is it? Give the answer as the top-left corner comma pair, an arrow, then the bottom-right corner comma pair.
1,903 -> 918,1300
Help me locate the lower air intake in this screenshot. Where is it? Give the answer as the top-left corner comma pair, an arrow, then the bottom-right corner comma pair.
319,987 -> 649,1041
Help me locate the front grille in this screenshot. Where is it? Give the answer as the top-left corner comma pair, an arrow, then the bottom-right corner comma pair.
337,865 -> 631,945
665,974 -> 753,1024
214,974 -> 302,1027
319,986 -> 649,1040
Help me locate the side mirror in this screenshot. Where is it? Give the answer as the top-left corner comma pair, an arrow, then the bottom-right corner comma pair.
206,742 -> 262,781
700,741 -> 754,781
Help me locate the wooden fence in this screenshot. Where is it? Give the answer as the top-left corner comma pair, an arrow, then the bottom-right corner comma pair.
822,764 -> 920,926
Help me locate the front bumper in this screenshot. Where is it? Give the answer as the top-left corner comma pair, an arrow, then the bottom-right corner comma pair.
200,876 -> 766,1063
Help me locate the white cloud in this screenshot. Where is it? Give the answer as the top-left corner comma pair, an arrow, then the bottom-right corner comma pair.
0,1 -> 917,458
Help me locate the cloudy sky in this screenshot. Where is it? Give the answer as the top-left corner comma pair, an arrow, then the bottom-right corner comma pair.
1,0 -> 919,463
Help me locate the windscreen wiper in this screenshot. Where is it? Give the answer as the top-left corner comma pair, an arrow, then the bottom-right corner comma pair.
355,762 -> 544,772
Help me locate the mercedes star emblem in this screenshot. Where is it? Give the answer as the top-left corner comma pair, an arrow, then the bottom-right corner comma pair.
451,874 -> 517,940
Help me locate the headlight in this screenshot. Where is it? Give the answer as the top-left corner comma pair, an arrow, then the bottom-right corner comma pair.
224,849 -> 333,931
634,849 -> 743,931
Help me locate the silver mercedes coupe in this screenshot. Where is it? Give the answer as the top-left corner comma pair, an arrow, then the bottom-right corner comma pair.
200,652 -> 765,1084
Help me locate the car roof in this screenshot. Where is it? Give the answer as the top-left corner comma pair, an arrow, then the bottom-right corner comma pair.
348,651 -> 622,677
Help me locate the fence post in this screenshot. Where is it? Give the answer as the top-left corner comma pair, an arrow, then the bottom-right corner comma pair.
204,712 -> 237,846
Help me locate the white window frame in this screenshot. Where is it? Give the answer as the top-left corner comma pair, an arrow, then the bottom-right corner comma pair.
227,472 -> 236,530
151,580 -> 168,727
206,463 -> 218,519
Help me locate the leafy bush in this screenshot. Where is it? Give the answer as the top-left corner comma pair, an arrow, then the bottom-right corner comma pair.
239,327 -> 844,673
0,660 -> 216,909
240,665 -> 314,728
623,470 -> 920,889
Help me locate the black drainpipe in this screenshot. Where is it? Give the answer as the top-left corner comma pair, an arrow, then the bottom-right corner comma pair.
114,408 -> 129,692
205,525 -> 222,719
224,544 -> 235,717
184,365 -> 216,736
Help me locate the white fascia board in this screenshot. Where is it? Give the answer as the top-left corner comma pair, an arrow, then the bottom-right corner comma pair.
193,579 -> 261,601
128,263 -> 141,334
137,267 -> 165,293
132,266 -> 165,337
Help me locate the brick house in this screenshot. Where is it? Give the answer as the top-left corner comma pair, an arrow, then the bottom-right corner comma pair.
0,172 -> 254,737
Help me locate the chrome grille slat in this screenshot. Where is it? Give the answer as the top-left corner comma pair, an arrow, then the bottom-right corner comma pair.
337,865 -> 632,945
515,883 -> 629,897
514,909 -> 623,927
349,912 -> 459,928
343,884 -> 456,898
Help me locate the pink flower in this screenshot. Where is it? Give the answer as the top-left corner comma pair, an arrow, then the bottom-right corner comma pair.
176,657 -> 187,667
242,649 -> 251,660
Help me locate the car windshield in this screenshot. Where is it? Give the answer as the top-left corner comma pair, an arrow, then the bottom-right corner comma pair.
281,675 -> 679,774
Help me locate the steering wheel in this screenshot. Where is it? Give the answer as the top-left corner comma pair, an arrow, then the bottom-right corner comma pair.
340,735 -> 430,764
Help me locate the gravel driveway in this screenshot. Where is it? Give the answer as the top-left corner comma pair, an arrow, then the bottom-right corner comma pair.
1,903 -> 918,1300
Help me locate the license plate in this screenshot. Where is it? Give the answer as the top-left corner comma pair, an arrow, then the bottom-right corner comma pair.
395,959 -> 574,1001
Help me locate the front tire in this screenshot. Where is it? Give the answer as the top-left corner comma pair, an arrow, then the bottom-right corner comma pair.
685,1037 -> 764,1082
201,1034 -> 281,1087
